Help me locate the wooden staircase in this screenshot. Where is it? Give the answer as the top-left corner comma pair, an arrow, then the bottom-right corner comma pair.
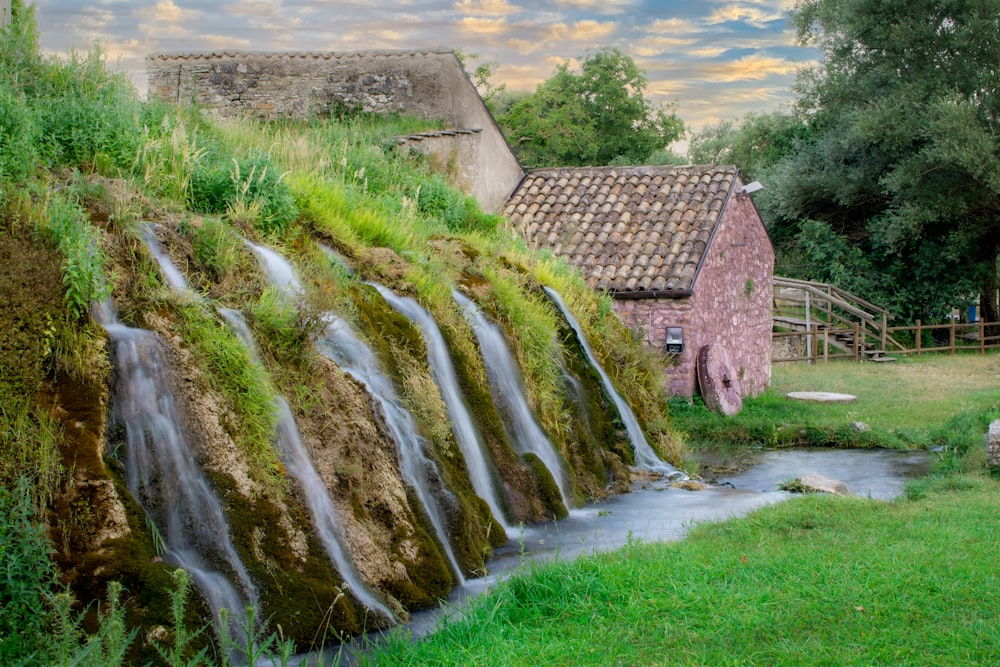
773,277 -> 902,362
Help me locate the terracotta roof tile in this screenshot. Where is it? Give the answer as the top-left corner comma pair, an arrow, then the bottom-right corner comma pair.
505,165 -> 737,293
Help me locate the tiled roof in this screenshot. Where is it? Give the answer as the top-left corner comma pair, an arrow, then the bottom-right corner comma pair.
504,165 -> 738,294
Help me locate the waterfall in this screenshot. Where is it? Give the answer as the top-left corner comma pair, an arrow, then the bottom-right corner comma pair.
141,223 -> 192,294
245,242 -> 465,583
93,299 -> 255,645
244,239 -> 302,300
219,307 -> 394,622
452,290 -> 573,510
317,317 -> 466,584
370,283 -> 513,534
542,286 -> 682,477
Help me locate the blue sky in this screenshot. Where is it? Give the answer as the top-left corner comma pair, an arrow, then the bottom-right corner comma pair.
32,0 -> 817,138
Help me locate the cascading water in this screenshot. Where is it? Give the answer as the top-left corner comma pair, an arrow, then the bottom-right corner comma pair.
244,242 -> 465,583
218,306 -> 395,621
542,286 -> 683,477
141,223 -> 192,294
452,290 -> 573,510
370,283 -> 513,534
93,298 -> 256,644
317,316 -> 466,584
244,239 -> 302,299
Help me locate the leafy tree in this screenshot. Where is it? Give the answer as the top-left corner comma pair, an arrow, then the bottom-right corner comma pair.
688,112 -> 808,181
497,48 -> 684,168
767,0 -> 1000,323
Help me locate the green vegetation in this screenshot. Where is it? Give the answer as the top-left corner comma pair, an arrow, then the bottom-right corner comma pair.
367,476 -> 1000,666
367,355 -> 1000,666
689,0 -> 1000,324
496,47 -> 685,168
1,2 -> 681,661
672,355 -> 1000,455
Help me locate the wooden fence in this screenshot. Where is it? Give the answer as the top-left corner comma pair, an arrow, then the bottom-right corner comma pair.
773,320 -> 1000,364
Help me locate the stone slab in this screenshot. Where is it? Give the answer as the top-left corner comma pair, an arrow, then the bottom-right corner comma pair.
786,391 -> 857,404
987,420 -> 1000,470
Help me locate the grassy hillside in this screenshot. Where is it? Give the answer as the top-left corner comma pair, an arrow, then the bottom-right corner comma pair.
0,4 -> 681,663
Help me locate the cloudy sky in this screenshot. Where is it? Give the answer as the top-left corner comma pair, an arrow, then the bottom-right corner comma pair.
32,0 -> 817,138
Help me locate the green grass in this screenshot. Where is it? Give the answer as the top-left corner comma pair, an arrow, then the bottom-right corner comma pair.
367,475 -> 1000,666
671,354 -> 1000,453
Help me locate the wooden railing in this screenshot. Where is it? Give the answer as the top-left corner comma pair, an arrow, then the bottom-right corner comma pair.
773,320 -> 1000,363
773,276 -> 905,353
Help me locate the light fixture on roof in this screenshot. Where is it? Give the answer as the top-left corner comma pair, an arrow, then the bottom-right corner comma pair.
739,181 -> 764,195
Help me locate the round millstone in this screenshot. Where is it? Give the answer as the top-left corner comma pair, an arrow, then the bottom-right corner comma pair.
786,391 -> 857,404
697,344 -> 743,415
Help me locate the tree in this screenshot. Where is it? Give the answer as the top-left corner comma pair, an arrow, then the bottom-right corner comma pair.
497,48 -> 684,168
767,0 -> 1000,322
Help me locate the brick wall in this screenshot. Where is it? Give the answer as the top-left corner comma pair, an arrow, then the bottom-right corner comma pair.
145,49 -> 523,212
612,189 -> 774,397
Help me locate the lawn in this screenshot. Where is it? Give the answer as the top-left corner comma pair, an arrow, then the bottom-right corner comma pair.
363,353 -> 1000,666
670,353 -> 1000,455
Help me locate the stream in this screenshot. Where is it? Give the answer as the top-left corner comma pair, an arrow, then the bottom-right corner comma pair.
323,446 -> 932,661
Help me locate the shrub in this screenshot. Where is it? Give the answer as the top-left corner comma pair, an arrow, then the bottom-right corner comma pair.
0,478 -> 59,665
417,175 -> 499,235
32,194 -> 109,320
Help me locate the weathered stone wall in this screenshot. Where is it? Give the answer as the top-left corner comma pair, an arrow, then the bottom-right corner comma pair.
611,298 -> 692,396
145,49 -> 524,212
611,186 -> 774,397
391,129 -> 482,196
688,189 -> 774,396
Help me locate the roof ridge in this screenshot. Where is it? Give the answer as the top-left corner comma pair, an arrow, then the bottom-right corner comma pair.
145,48 -> 455,62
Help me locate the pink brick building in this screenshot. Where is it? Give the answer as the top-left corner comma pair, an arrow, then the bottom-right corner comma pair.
505,165 -> 774,398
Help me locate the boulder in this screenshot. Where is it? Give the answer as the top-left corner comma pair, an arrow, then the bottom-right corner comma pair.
987,420 -> 1000,470
781,473 -> 850,495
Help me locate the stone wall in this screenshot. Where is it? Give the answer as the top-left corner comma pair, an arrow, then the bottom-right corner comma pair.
145,49 -> 524,212
611,186 -> 774,397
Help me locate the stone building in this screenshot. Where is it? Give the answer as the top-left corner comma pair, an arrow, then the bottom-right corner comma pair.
145,49 -> 523,212
505,165 -> 774,398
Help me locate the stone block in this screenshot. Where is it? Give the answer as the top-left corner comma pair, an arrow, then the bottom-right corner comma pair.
987,420 -> 1000,470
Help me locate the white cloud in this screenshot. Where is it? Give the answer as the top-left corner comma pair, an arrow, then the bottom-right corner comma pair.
705,4 -> 784,28
198,34 -> 254,49
455,16 -> 511,35
148,0 -> 200,24
551,0 -> 639,14
453,0 -> 522,15
222,1 -> 284,18
546,19 -> 618,42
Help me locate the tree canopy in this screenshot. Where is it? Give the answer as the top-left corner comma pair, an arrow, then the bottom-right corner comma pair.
758,0 -> 1000,322
497,48 -> 684,168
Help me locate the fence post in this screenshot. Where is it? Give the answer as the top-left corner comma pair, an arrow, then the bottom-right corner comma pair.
949,322 -> 956,355
860,319 -> 867,360
823,328 -> 829,364
853,321 -> 860,362
981,320 -> 986,355
916,319 -> 922,356
811,324 -> 819,365
881,312 -> 887,352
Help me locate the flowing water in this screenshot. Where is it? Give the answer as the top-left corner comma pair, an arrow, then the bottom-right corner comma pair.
542,286 -> 682,477
243,241 -> 464,583
244,239 -> 302,299
317,316 -> 465,584
218,308 -> 394,621
94,299 -> 255,645
371,283 -> 513,534
452,290 -> 573,509
141,223 -> 191,294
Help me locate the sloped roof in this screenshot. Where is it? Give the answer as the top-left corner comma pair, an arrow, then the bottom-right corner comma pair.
504,165 -> 738,294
